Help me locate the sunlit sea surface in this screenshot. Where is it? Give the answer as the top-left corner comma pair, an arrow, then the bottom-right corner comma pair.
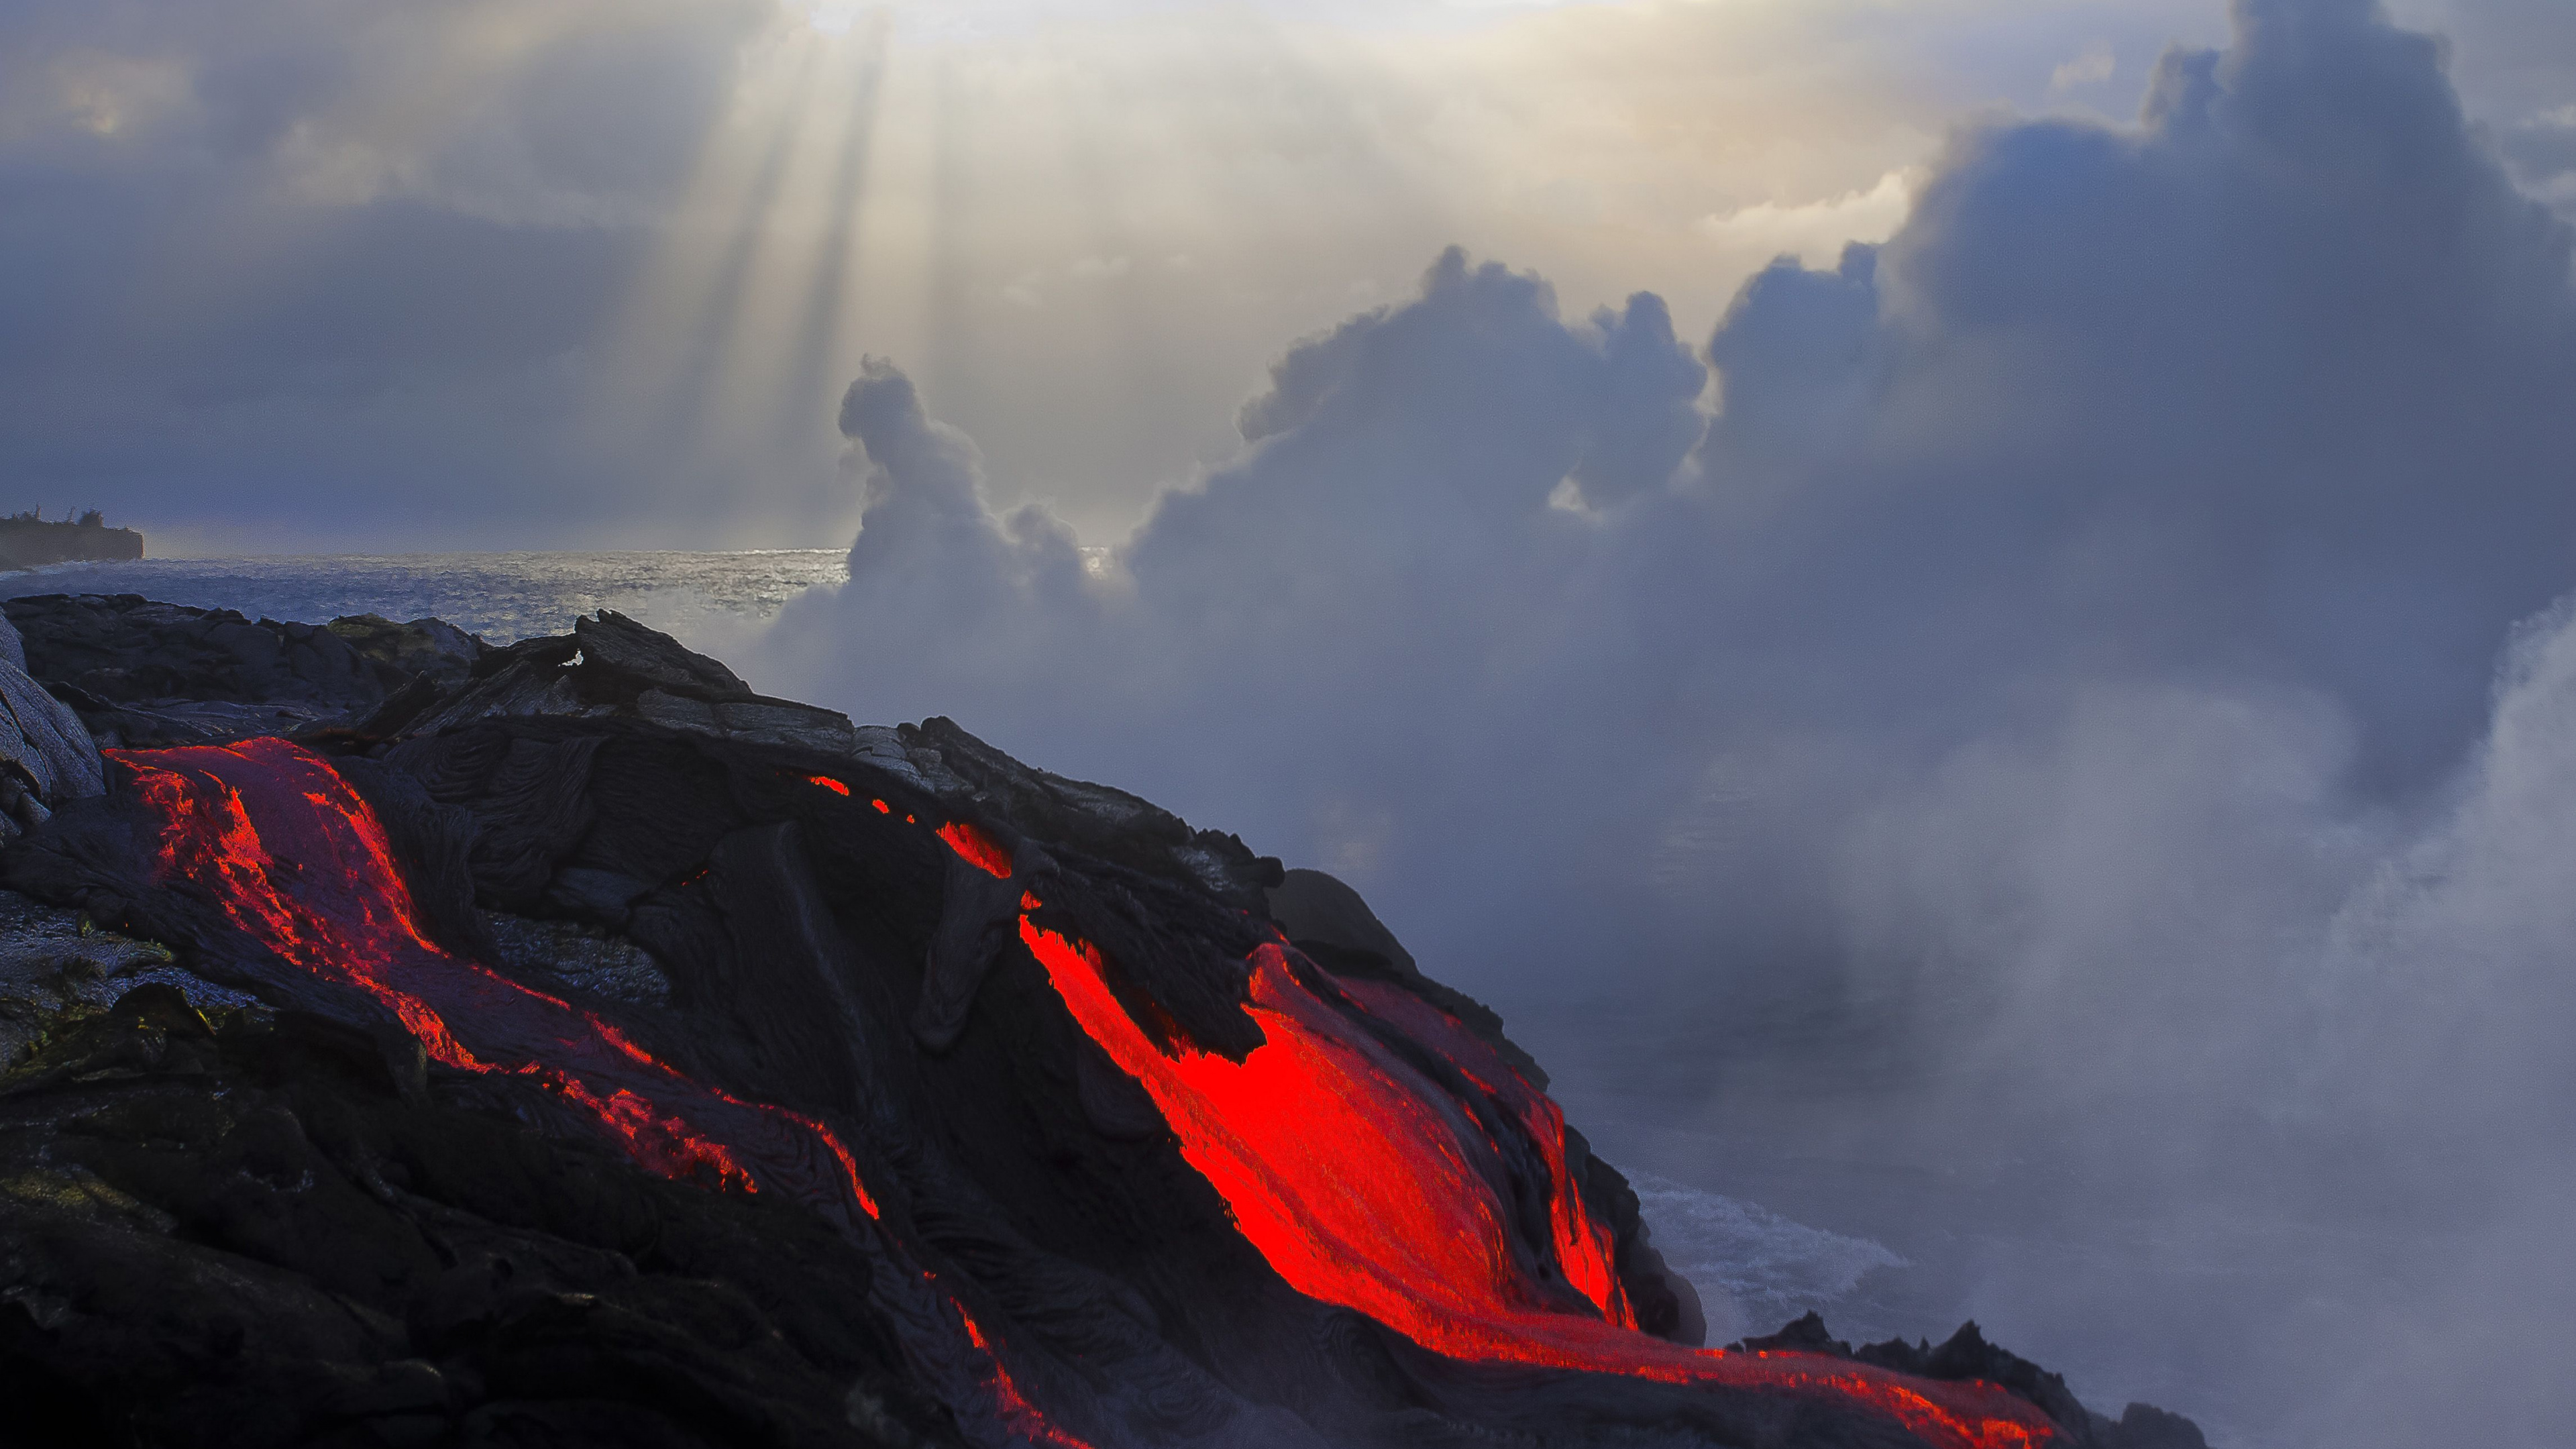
0,548 -> 1926,1402
0,550 -> 850,645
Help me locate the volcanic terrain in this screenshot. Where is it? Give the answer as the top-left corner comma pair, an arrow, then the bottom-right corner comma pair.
0,593 -> 2205,1449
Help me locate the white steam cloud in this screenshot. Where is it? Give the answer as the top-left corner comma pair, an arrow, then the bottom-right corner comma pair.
757,1 -> 2576,1442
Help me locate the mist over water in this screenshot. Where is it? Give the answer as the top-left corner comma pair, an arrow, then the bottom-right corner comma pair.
0,550 -> 846,647
740,3 -> 2576,1443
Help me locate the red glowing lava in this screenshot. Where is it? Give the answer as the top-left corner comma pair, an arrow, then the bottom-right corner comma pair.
1022,923 -> 2056,1449
117,739 -> 877,1215
808,774 -> 853,796
1332,975 -> 1631,1326
112,739 -> 1113,1446
938,820 -> 1014,879
950,1289 -> 1095,1449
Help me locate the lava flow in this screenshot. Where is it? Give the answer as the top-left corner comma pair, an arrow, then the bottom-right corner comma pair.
1332,973 -> 1632,1327
937,819 -> 1014,879
116,739 -> 877,1218
1021,924 -> 2059,1449
114,740 -> 1096,1449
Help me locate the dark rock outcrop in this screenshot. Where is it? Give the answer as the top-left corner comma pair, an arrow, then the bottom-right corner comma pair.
370,611 -> 854,755
323,614 -> 487,692
0,663 -> 103,835
0,983 -> 937,1449
0,606 -> 107,836
1731,1316 -> 2206,1449
2,594 -> 485,747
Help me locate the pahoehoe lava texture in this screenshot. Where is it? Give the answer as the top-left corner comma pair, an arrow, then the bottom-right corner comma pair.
0,599 -> 2204,1449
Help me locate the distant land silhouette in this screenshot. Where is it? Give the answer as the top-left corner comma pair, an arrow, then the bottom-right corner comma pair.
0,510 -> 142,570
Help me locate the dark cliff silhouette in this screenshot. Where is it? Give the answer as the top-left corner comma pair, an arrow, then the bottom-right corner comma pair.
0,511 -> 144,570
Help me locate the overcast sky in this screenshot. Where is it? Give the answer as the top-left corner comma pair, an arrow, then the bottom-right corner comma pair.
3,0 -> 2567,553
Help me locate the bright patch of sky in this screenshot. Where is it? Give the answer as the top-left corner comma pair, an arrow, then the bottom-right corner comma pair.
790,0 -> 1603,42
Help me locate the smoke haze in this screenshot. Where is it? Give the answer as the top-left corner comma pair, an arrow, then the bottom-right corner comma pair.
754,3 -> 2576,1442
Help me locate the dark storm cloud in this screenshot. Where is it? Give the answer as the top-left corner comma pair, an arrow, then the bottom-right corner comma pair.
763,3 -> 2576,1440
0,0 -> 769,545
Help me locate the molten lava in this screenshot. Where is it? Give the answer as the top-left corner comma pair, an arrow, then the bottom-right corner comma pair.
113,739 -> 1102,1448
1021,924 -> 2057,1449
117,739 -> 873,1215
937,820 -> 1014,879
1332,975 -> 1632,1327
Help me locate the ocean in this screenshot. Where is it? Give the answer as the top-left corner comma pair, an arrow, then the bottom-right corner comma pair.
0,549 -> 851,647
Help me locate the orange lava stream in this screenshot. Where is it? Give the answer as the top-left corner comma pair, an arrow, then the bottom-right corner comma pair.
936,820 -> 1014,879
1332,976 -> 1632,1327
118,740 -> 876,1215
1020,922 -> 2055,1449
117,739 -> 1100,1446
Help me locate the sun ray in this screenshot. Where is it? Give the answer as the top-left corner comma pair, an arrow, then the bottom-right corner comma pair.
769,9 -> 894,442
689,19 -> 892,475
594,31 -> 828,458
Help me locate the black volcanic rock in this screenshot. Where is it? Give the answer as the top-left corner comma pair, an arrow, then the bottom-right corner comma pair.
867,715 -> 1280,916
1854,1322 -> 2088,1426
1,594 -> 484,747
323,614 -> 488,692
375,610 -> 854,755
0,985 -> 938,1449
0,659 -> 103,835
0,602 -> 2208,1449
1728,1318 -> 2200,1449
7,594 -> 384,710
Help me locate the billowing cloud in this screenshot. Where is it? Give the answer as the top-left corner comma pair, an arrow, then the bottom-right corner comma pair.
1709,0 -> 2576,787
1697,171 -> 1917,272
769,255 -> 1713,938
759,2 -> 2576,1440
